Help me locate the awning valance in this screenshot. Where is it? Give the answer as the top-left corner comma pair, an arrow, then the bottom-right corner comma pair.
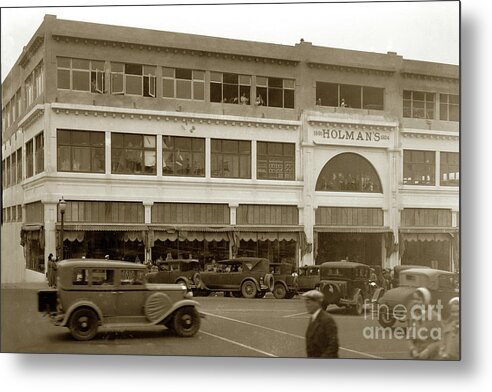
399,227 -> 459,234
57,223 -> 148,232
63,231 -> 85,242
314,226 -> 391,233
400,232 -> 454,242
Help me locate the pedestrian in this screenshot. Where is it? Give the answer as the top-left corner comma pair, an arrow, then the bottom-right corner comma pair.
47,253 -> 57,287
302,289 -> 339,358
407,287 -> 442,359
439,297 -> 460,360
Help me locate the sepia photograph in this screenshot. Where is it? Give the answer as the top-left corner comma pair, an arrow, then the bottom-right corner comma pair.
0,0 -> 478,389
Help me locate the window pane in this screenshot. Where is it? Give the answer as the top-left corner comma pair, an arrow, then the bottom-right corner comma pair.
268,88 -> 283,108
72,59 -> 90,69
57,57 -> 71,67
73,146 -> 91,171
176,79 -> 192,99
239,75 -> 251,85
284,89 -> 294,108
283,79 -> 295,89
210,83 -> 222,103
125,63 -> 142,75
57,69 -> 71,89
340,84 -> 361,108
162,67 -> 174,77
193,70 -> 205,80
363,87 -> 384,110
126,75 -> 142,95
72,70 -> 90,91
210,72 -> 222,82
163,79 -> 175,98
256,77 -> 268,86
176,68 -> 192,80
193,81 -> 204,100
268,78 -> 282,88
316,82 -> 338,107
72,131 -> 90,146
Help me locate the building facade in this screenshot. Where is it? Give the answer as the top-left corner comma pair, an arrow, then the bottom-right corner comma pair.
1,15 -> 459,283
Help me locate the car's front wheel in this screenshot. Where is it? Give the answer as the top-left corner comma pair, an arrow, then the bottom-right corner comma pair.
172,307 -> 200,337
232,291 -> 242,298
273,283 -> 287,299
378,307 -> 397,327
69,308 -> 98,341
241,280 -> 258,299
351,293 -> 364,315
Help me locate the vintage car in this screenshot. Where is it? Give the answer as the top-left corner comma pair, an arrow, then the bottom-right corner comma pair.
146,259 -> 202,291
270,263 -> 298,299
374,268 -> 459,327
391,264 -> 430,287
296,265 -> 321,293
318,261 -> 372,315
37,259 -> 202,341
194,257 -> 274,299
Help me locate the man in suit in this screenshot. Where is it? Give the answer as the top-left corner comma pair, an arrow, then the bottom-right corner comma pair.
302,289 -> 339,358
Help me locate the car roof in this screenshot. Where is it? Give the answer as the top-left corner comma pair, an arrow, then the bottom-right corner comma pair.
218,257 -> 268,264
159,259 -> 200,263
58,259 -> 147,270
401,268 -> 455,277
320,261 -> 369,269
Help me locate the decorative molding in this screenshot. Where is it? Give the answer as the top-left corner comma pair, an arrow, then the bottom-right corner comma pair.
52,34 -> 299,67
308,119 -> 397,132
308,62 -> 394,76
17,105 -> 45,130
401,128 -> 459,141
51,103 -> 301,130
19,36 -> 45,68
400,71 -> 458,84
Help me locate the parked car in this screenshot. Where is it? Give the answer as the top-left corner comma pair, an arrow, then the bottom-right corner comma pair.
318,261 -> 372,315
37,259 -> 202,340
270,263 -> 298,299
374,267 -> 458,327
296,265 -> 321,293
147,259 -> 202,291
391,264 -> 431,287
194,257 -> 274,299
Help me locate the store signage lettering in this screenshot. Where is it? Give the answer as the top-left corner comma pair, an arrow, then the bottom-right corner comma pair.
313,129 -> 390,142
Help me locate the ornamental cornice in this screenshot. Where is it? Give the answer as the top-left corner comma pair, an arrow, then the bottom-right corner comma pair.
308,119 -> 398,132
400,71 -> 458,84
307,62 -> 395,76
19,36 -> 45,68
50,103 -> 301,130
52,34 -> 299,67
401,128 -> 459,141
17,105 -> 45,130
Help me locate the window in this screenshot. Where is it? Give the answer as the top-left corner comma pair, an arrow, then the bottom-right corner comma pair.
440,152 -> 459,186
257,142 -> 295,180
211,139 -> 251,178
316,82 -> 384,110
111,62 -> 156,97
440,94 -> 459,122
120,270 -> 145,286
26,140 -> 34,178
35,132 -> 44,175
16,147 -> 22,184
256,77 -> 295,108
91,269 -> 115,285
72,269 -> 89,285
210,72 -> 251,104
403,90 -> 435,119
112,133 -> 156,175
10,153 -> 16,186
24,62 -> 43,107
24,74 -> 34,108
162,67 -> 205,100
403,150 -> 436,185
13,89 -> 22,121
1,160 -> 5,188
5,156 -> 11,188
315,153 -> 382,193
57,129 -> 105,173
163,136 -> 205,177
57,57 -> 105,93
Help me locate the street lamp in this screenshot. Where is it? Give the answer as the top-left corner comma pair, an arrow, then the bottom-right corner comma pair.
58,197 -> 67,260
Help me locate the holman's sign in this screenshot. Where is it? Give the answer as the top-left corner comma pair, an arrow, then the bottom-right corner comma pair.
312,127 -> 394,148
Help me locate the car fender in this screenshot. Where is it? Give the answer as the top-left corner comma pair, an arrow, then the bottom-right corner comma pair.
240,277 -> 261,291
274,280 -> 288,290
60,301 -> 104,327
154,299 -> 200,325
175,276 -> 191,288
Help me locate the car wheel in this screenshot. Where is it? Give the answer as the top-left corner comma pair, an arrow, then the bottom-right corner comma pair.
378,307 -> 397,327
273,283 -> 287,299
255,291 -> 266,298
69,308 -> 98,341
352,294 -> 364,315
241,280 -> 258,299
285,292 -> 296,299
192,273 -> 201,288
232,291 -> 242,298
172,306 -> 201,337
176,279 -> 188,289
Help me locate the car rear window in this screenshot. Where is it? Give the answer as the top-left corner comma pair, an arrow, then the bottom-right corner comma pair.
120,269 -> 145,285
72,268 -> 89,285
91,269 -> 115,285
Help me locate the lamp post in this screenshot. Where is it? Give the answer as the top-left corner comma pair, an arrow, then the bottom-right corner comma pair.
58,197 -> 66,260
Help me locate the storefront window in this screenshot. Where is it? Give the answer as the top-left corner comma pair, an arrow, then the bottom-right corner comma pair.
111,133 -> 156,175
403,150 -> 436,185
257,142 -> 295,180
440,152 -> 459,186
57,130 -> 105,173
316,153 -> 382,193
163,136 -> 205,177
211,139 -> 251,179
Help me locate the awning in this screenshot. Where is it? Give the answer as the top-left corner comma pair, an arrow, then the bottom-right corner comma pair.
56,223 -> 148,232
314,226 -> 391,233
399,227 -> 459,234
399,231 -> 455,243
20,224 -> 44,248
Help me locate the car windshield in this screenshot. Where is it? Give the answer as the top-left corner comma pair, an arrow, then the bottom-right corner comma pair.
400,273 -> 431,288
320,268 -> 353,279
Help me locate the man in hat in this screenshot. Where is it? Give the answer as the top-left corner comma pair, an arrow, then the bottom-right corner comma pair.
302,289 -> 339,358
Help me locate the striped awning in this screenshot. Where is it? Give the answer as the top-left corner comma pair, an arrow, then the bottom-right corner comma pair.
314,226 -> 391,233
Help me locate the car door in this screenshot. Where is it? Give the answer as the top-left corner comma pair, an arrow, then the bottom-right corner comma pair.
115,269 -> 147,318
88,268 -> 119,318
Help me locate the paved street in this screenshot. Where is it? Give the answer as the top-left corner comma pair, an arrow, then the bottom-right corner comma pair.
1,285 -> 410,359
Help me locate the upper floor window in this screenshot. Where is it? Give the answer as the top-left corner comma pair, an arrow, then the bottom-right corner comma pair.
112,133 -> 156,175
24,62 -> 43,108
257,142 -> 295,180
57,57 -> 105,93
14,89 -> 22,121
403,90 -> 435,119
211,139 -> 251,179
111,63 -> 156,97
26,139 -> 34,178
35,132 -> 44,175
440,152 -> 459,186
256,77 -> 295,108
316,82 -> 384,110
162,68 -> 204,100
316,153 -> 382,193
57,129 -> 105,173
210,72 -> 251,104
25,75 -> 34,108
16,147 -> 22,184
440,94 -> 459,122
10,153 -> 16,187
163,136 -> 205,177
1,160 -> 5,188
5,156 -> 11,188
5,102 -> 12,129
403,150 -> 435,185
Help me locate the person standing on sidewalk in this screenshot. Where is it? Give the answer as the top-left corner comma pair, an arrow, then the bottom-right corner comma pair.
302,290 -> 339,358
47,253 -> 56,287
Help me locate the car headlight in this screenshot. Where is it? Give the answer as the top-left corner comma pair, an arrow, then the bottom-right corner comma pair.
184,291 -> 193,299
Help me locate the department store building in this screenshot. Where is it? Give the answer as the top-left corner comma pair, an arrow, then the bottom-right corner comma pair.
1,15 -> 459,283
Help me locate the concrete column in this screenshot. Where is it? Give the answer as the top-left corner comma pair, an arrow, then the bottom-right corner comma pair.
251,140 -> 257,180
156,134 -> 163,177
43,201 -> 58,273
143,201 -> 153,262
105,131 -> 111,174
205,138 -> 211,178
229,203 -> 238,225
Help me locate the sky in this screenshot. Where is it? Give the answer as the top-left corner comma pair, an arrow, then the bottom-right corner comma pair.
0,0 -> 460,82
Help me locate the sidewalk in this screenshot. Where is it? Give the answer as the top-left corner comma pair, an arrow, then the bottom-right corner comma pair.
1,281 -> 50,290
